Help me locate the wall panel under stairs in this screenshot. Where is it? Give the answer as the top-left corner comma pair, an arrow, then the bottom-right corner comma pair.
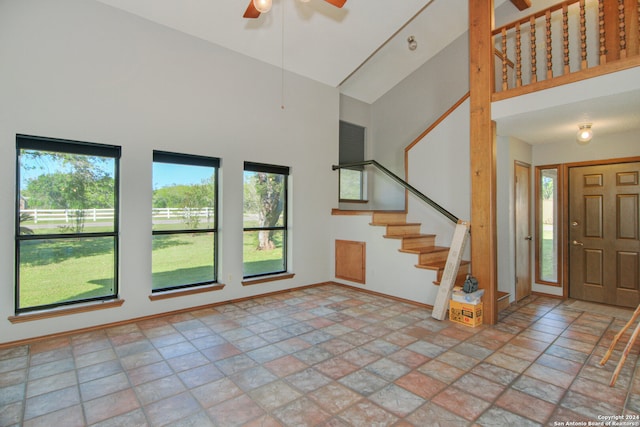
330,212 -> 441,307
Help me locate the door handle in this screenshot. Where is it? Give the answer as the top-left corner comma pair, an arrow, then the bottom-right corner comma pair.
525,236 -> 532,241
572,240 -> 584,246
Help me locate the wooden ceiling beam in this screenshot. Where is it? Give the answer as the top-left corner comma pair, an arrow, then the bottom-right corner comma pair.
510,0 -> 531,11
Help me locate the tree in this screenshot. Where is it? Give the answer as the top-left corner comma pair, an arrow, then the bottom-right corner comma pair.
542,176 -> 554,200
245,172 -> 284,251
152,176 -> 216,229
21,151 -> 115,233
19,212 -> 34,235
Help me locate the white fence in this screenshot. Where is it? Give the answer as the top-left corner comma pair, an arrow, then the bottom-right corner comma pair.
22,208 -> 215,223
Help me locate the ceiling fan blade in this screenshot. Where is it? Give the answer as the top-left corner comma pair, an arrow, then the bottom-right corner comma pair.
323,0 -> 346,7
243,1 -> 261,18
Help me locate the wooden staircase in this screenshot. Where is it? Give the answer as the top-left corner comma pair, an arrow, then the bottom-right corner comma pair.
370,211 -> 470,287
367,210 -> 512,313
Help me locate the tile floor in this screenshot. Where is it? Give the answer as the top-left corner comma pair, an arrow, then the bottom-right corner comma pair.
2,283 -> 640,426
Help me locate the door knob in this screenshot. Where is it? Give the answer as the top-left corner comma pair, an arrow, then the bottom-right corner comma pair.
572,240 -> 584,246
525,236 -> 532,241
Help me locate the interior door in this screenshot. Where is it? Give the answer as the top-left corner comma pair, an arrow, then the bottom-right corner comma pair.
515,162 -> 532,301
569,161 -> 640,307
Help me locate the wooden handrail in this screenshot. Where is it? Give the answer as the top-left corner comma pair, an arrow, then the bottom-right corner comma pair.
332,160 -> 459,224
494,48 -> 515,68
404,92 -> 470,154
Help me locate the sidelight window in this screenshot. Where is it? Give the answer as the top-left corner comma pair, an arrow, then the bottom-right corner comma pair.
535,165 -> 561,285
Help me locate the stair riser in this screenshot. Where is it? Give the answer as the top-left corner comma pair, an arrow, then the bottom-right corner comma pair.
372,212 -> 407,224
386,224 -> 421,236
402,236 -> 436,250
418,251 -> 449,264
437,264 -> 470,283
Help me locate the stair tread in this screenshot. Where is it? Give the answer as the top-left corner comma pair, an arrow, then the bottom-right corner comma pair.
370,222 -> 420,227
399,245 -> 450,254
383,233 -> 435,240
415,260 -> 471,270
497,291 -> 510,300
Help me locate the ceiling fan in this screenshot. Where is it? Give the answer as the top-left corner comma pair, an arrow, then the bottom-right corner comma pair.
243,0 -> 347,19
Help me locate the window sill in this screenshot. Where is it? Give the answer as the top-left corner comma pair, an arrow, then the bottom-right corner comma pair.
149,283 -> 225,301
8,299 -> 125,324
242,273 -> 295,286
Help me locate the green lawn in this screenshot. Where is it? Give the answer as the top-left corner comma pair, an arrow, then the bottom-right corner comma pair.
19,237 -> 116,308
18,229 -> 284,309
540,227 -> 557,282
242,230 -> 285,276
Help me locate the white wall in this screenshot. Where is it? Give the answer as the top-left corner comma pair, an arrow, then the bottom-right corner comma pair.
368,32 -> 470,209
533,128 -> 640,165
330,99 -> 471,307
407,99 -> 471,251
0,0 -> 339,344
338,32 -> 470,210
496,136 -> 533,301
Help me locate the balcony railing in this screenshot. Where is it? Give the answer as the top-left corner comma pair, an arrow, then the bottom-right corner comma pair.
493,0 -> 640,100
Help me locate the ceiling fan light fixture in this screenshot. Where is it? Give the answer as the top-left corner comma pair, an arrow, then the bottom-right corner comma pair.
253,0 -> 272,13
576,123 -> 593,144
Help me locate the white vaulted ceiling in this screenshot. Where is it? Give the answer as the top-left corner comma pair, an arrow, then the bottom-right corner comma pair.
96,0 -> 506,104
94,0 -> 640,143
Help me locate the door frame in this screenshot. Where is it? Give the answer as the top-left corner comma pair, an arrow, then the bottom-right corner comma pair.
561,155 -> 640,299
514,161 -> 532,301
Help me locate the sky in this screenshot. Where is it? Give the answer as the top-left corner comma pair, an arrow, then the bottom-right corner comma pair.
19,152 -> 214,190
153,163 -> 214,189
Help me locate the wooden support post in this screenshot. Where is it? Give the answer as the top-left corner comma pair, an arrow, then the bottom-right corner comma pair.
469,0 -> 498,325
510,0 -> 531,11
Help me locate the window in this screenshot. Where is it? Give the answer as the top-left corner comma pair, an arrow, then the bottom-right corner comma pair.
243,162 -> 289,278
535,165 -> 561,285
152,151 -> 219,292
339,121 -> 366,201
16,135 -> 120,313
